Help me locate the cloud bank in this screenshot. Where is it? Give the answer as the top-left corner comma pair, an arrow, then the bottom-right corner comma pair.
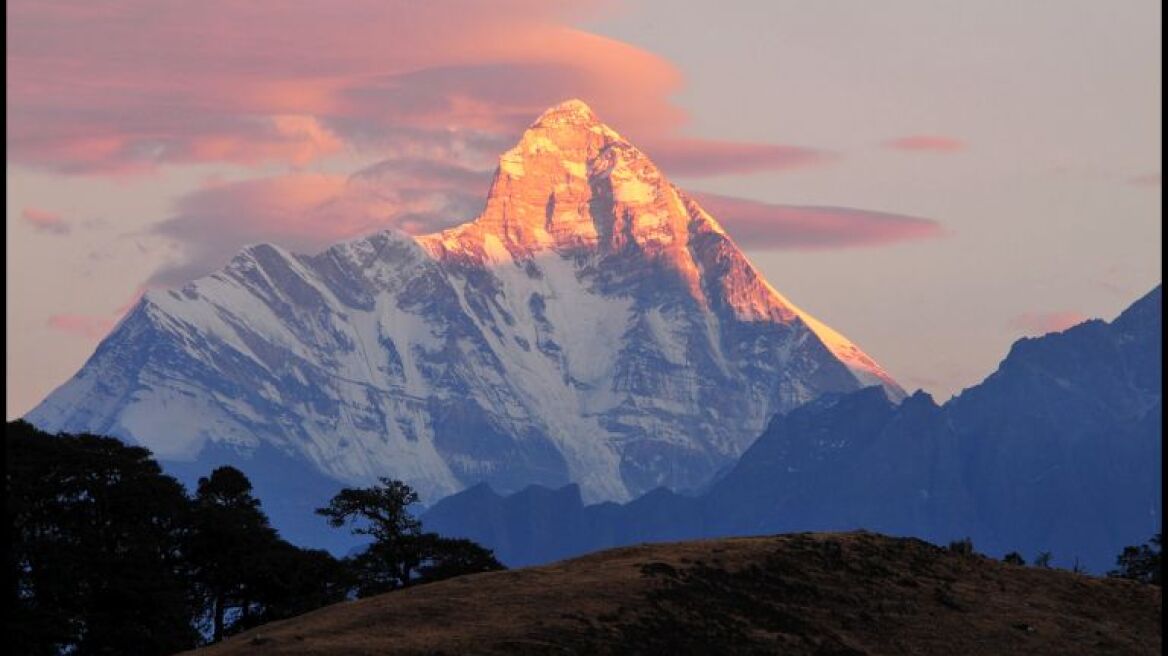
882,135 -> 966,153
9,0 -> 945,308
148,160 -> 491,285
20,208 -> 70,234
146,168 -> 943,285
692,193 -> 943,250
8,1 -> 842,182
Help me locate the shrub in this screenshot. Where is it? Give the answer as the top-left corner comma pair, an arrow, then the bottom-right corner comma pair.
1002,552 -> 1025,566
947,537 -> 975,557
1108,534 -> 1162,585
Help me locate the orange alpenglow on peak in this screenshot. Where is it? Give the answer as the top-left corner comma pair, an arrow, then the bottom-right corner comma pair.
533,98 -> 602,123
421,99 -> 702,254
417,100 -> 903,398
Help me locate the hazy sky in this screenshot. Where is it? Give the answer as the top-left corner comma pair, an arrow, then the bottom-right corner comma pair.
6,0 -> 1161,418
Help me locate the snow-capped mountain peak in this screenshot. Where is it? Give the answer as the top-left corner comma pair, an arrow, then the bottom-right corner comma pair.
28,99 -> 904,506
421,98 -> 690,258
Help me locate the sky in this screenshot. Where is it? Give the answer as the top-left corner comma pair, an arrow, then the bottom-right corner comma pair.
5,0 -> 1161,418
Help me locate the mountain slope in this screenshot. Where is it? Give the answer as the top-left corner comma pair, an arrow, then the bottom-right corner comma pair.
189,532 -> 1162,656
26,100 -> 902,514
423,286 -> 1162,571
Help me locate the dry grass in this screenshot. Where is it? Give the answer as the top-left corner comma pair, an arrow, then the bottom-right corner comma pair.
188,531 -> 1161,655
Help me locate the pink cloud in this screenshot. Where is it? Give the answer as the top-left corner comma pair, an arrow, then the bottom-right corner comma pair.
148,160 -> 491,285
691,193 -> 944,250
47,314 -> 117,339
19,207 -> 70,234
1009,311 -> 1088,335
882,135 -> 966,153
6,1 -> 822,180
46,287 -> 152,340
642,138 -> 835,177
183,115 -> 345,167
149,167 -> 944,285
5,1 -> 687,175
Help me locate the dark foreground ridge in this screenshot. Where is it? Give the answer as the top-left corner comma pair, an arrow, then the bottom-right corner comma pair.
189,532 -> 1161,655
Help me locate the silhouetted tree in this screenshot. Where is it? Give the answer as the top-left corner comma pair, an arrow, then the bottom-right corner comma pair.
416,535 -> 505,584
187,466 -> 282,642
317,478 -> 422,544
318,478 -> 503,595
317,478 -> 424,591
1033,551 -> 1053,568
6,420 -> 197,655
7,421 -> 359,651
230,541 -> 352,632
346,539 -> 413,596
1002,552 -> 1026,566
1108,534 -> 1161,586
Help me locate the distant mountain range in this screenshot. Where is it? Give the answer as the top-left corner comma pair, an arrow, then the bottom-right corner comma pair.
26,100 -> 903,549
423,286 -> 1162,572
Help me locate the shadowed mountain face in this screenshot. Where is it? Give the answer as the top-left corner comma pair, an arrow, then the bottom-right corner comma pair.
25,100 -> 901,540
188,532 -> 1162,656
424,286 -> 1162,572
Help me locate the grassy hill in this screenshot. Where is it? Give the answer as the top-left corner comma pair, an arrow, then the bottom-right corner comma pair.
190,532 -> 1161,655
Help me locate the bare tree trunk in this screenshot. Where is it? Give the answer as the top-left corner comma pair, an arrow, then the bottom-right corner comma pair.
213,592 -> 226,642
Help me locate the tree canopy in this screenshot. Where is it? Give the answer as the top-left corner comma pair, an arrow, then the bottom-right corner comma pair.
1108,534 -> 1162,586
6,420 -> 504,653
7,420 -> 197,655
317,478 -> 504,595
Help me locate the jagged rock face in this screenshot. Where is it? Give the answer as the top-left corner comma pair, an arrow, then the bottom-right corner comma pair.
27,100 -> 903,504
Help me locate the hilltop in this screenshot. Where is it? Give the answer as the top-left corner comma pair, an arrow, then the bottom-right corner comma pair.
190,532 -> 1161,655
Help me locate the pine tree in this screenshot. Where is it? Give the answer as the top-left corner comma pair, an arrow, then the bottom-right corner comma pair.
187,466 -> 281,641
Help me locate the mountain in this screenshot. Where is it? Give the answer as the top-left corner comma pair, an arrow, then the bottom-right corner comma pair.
26,100 -> 902,547
423,286 -> 1162,572
190,532 -> 1162,656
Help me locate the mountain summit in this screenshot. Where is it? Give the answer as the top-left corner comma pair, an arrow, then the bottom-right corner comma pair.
28,100 -> 904,509
424,99 -> 899,392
